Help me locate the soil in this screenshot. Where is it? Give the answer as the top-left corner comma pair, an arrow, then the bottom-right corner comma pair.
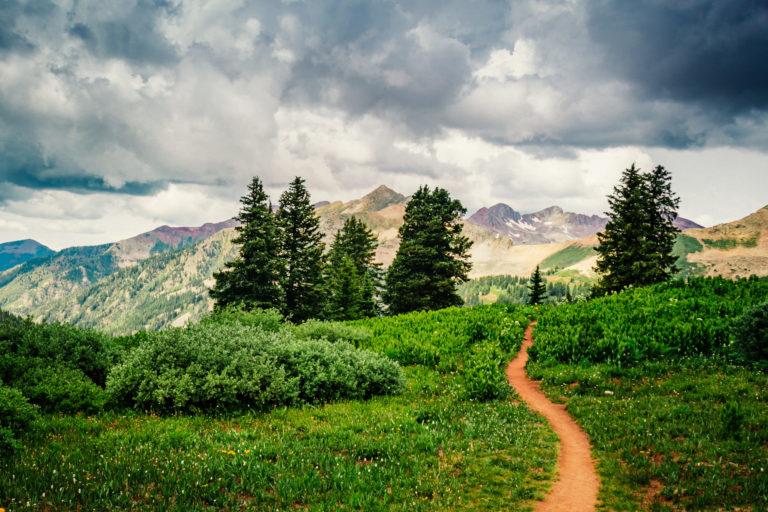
506,322 -> 600,512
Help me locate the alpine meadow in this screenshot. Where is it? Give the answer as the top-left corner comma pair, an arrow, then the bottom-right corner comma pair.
2,2 -> 768,511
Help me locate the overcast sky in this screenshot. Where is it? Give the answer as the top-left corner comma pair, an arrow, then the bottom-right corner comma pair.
1,0 -> 767,249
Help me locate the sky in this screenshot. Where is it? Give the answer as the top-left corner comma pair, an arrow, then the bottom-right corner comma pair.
1,0 -> 767,250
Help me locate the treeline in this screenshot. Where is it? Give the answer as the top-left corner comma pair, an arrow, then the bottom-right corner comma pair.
211,177 -> 471,322
459,274 -> 592,306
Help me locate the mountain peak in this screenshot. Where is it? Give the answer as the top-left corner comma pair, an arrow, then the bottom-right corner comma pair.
0,239 -> 55,271
361,185 -> 406,211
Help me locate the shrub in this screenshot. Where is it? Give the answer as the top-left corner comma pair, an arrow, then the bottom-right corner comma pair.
200,305 -> 284,332
462,343 -> 510,401
0,317 -> 115,387
291,320 -> 371,347
15,366 -> 107,414
732,301 -> 768,367
0,384 -> 38,453
106,321 -> 405,413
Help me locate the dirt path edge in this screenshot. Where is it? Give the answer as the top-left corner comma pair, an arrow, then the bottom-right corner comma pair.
506,322 -> 600,512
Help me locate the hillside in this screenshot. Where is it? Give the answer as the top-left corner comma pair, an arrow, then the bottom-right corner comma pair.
673,205 -> 768,279
0,220 -> 236,314
0,240 -> 55,271
467,203 -> 702,244
33,228 -> 239,334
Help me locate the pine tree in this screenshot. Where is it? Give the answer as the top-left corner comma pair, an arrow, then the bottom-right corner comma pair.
325,217 -> 380,320
276,176 -> 326,323
527,265 -> 547,305
645,165 -> 681,283
209,177 -> 283,310
384,185 -> 472,314
593,163 -> 680,296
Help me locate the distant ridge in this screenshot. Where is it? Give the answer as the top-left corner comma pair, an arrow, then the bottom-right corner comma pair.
467,203 -> 703,245
0,239 -> 55,271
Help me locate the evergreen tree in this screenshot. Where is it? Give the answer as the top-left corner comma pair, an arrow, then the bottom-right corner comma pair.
384,185 -> 472,314
276,177 -> 326,323
593,163 -> 680,296
645,165 -> 681,283
527,265 -> 548,305
210,177 -> 283,310
325,217 -> 380,320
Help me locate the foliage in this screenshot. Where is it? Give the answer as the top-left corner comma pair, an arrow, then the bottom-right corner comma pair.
1,366 -> 557,512
461,342 -> 510,401
0,383 -> 38,453
594,164 -> 680,295
106,321 -> 405,412
529,277 -> 768,366
198,304 -> 284,332
528,359 -> 768,510
290,319 -> 372,346
15,366 -> 107,414
527,266 -> 547,305
0,316 -> 115,388
351,304 -> 530,367
210,176 -> 284,310
325,217 -> 381,320
277,176 -> 327,323
458,274 -> 592,306
732,300 -> 768,367
385,185 -> 472,314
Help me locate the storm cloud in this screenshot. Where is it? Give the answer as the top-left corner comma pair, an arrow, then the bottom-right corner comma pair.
0,0 -> 766,247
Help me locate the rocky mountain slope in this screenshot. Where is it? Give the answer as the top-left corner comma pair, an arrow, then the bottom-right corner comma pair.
0,220 -> 236,313
0,239 -> 55,271
467,203 -> 701,244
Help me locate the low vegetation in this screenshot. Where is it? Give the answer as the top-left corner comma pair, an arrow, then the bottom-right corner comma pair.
1,303 -> 559,511
528,276 -> 768,510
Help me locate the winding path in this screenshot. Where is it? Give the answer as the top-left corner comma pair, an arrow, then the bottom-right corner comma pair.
506,322 -> 599,512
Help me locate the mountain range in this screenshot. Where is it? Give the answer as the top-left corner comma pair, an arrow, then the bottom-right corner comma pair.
0,239 -> 55,272
0,186 -> 763,335
466,203 -> 702,245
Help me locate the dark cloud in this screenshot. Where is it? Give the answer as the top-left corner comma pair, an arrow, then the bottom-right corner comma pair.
66,1 -> 178,66
587,0 -> 768,114
0,136 -> 165,201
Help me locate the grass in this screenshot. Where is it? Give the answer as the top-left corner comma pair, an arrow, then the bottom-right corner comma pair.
539,244 -> 595,271
527,358 -> 768,511
702,235 -> 760,251
0,366 -> 558,511
672,235 -> 704,277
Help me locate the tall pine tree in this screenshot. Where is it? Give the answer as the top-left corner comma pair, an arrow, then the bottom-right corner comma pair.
325,217 -> 380,320
593,163 -> 680,295
527,265 -> 547,305
276,177 -> 326,323
384,186 -> 472,314
210,176 -> 283,310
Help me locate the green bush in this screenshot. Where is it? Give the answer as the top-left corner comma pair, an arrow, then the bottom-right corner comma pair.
106,321 -> 405,413
0,317 -> 115,387
291,319 -> 372,346
15,366 -> 107,414
200,305 -> 284,332
732,301 -> 768,367
0,384 -> 38,453
462,342 -> 510,401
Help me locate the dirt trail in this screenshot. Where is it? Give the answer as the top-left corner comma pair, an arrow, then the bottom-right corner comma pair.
506,322 -> 599,512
